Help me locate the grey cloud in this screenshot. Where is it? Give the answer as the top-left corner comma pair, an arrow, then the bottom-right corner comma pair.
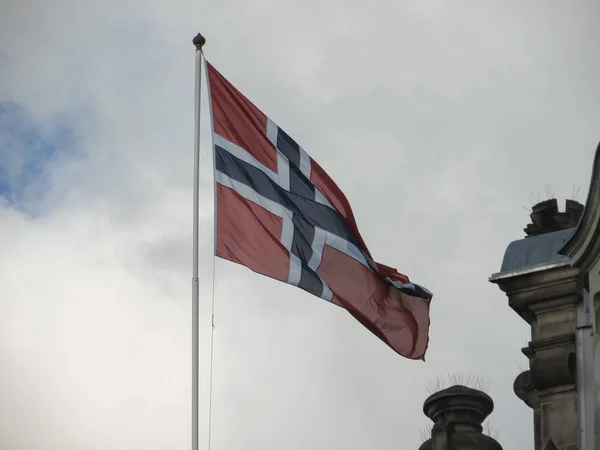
2,1 -> 600,450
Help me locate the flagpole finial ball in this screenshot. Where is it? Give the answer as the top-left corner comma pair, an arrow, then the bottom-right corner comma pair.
193,33 -> 206,49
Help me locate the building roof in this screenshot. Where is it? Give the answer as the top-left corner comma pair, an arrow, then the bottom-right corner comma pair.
490,140 -> 600,282
489,228 -> 575,281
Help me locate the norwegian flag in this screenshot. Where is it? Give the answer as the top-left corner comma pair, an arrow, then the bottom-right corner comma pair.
206,61 -> 433,359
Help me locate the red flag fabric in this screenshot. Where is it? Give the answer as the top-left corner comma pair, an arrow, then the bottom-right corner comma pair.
206,61 -> 433,359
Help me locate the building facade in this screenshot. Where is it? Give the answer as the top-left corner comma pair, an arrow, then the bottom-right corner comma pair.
489,142 -> 600,450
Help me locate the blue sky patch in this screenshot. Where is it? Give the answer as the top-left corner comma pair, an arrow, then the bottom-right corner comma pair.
0,101 -> 77,211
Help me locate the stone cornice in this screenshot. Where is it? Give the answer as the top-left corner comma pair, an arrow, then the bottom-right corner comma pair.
529,333 -> 575,352
521,334 -> 575,359
522,345 -> 534,359
491,265 -> 581,323
491,265 -> 579,294
560,141 -> 600,271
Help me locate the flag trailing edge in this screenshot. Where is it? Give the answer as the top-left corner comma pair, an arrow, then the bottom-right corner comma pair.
205,60 -> 433,360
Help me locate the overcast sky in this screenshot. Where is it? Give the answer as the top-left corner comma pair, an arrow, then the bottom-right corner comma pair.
2,1 -> 600,449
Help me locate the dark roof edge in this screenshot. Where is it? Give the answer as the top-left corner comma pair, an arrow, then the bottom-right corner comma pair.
560,141 -> 600,271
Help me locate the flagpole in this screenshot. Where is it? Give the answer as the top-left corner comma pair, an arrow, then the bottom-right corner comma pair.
192,32 -> 206,450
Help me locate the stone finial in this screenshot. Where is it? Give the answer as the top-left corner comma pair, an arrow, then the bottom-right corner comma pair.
524,198 -> 584,237
419,385 -> 503,450
424,385 -> 493,429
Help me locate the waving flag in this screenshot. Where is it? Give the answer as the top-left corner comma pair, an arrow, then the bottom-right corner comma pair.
206,61 -> 432,359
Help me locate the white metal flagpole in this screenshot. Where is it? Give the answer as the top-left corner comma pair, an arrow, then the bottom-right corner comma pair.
191,32 -> 206,450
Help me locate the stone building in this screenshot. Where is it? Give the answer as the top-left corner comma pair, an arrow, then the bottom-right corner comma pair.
418,385 -> 504,450
488,142 -> 600,450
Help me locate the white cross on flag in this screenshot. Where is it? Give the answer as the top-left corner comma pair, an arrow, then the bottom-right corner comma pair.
206,61 -> 433,359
